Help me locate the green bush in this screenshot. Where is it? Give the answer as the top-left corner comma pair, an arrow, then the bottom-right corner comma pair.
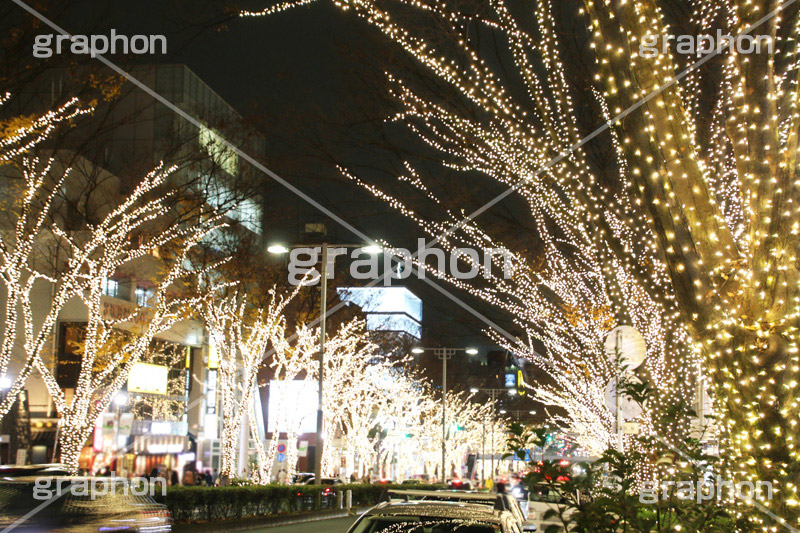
155,483 -> 444,523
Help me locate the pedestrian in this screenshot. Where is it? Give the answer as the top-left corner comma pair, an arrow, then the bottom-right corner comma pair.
495,481 -> 506,494
204,470 -> 212,486
170,469 -> 179,486
182,468 -> 195,486
212,468 -> 218,484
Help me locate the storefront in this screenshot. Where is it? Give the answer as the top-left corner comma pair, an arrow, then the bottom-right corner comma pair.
132,434 -> 193,478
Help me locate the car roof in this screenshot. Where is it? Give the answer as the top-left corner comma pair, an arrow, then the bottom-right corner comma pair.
367,500 -> 504,523
386,489 -> 517,508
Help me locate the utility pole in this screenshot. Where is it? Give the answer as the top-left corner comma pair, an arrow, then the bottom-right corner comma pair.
269,242 -> 381,485
412,347 -> 477,483
314,244 -> 328,486
436,348 -> 455,483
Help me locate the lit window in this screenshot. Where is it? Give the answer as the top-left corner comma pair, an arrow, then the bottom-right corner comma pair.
199,126 -> 238,176
135,287 -> 154,307
102,279 -> 119,298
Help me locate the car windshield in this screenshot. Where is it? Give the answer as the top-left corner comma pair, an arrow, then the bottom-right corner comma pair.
351,516 -> 499,533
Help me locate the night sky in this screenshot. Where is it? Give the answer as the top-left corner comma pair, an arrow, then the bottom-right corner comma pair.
6,0 -> 522,354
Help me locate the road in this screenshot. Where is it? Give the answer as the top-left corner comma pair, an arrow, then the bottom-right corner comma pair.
251,514 -> 360,533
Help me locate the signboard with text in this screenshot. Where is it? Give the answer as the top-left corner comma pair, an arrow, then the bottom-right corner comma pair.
127,362 -> 168,395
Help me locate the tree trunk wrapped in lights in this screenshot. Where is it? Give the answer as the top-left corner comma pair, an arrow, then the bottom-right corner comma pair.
0,96 -> 90,417
41,189 -> 223,472
1,98 -> 225,470
202,286 -> 300,479
249,0 -> 800,522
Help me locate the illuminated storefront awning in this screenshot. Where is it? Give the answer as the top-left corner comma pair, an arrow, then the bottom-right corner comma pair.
133,435 -> 189,455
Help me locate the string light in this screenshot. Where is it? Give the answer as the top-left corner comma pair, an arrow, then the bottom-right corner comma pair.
249,0 -> 800,523
0,94 -> 225,470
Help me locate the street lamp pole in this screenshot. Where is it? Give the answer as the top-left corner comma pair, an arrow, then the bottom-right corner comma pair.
491,389 -> 496,478
315,244 -> 328,486
412,346 -> 477,483
269,241 -> 381,486
436,348 -> 454,483
480,417 -> 485,486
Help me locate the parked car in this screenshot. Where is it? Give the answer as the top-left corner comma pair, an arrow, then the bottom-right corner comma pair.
522,483 -> 577,532
291,472 -> 314,485
400,479 -> 423,485
301,477 -> 342,485
0,476 -> 172,531
295,478 -> 342,509
384,489 -> 532,531
0,464 -> 72,479
348,496 -> 529,532
447,479 -> 472,490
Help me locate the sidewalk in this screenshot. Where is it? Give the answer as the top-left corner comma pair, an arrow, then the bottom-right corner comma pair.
173,506 -> 369,532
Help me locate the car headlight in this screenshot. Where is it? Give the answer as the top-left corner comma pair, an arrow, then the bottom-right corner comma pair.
511,487 -> 523,498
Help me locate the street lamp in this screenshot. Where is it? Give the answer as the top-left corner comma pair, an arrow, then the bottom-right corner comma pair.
410,347 -> 477,483
266,244 -> 290,254
269,241 -> 381,485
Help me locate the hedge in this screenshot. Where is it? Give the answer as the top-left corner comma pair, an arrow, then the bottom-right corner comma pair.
154,483 -> 444,523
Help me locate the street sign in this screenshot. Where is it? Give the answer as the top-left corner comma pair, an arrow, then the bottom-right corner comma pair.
604,326 -> 646,370
276,453 -> 286,463
622,422 -> 640,435
298,441 -> 308,457
118,413 -> 134,437
604,378 -> 643,420
101,413 -> 115,436
277,443 -> 287,453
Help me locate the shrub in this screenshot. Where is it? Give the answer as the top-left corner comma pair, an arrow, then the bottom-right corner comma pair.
155,483 -> 444,523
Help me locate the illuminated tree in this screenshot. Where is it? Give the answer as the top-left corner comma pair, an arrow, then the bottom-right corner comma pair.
202,286 -> 301,478
260,321 -> 317,482
48,186 -> 221,471
0,95 -> 89,416
245,0 -> 696,457
131,340 -> 191,422
249,0 -> 800,523
1,95 -> 225,471
257,316 -> 508,482
264,318 -> 387,481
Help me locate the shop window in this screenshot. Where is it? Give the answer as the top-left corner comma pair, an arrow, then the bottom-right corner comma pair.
102,278 -> 119,298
